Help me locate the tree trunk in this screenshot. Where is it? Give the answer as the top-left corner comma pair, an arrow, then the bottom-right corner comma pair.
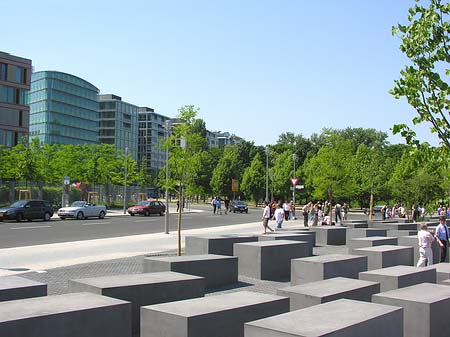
8,181 -> 15,203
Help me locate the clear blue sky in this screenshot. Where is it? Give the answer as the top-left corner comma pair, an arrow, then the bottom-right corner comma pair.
2,0 -> 439,146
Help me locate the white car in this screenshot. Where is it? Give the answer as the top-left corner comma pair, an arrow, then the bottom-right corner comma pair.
58,201 -> 107,220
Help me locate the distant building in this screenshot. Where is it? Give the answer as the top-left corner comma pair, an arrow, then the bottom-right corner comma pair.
212,131 -> 242,147
206,130 -> 218,147
0,51 -> 32,147
27,71 -> 99,145
138,107 -> 170,175
98,94 -> 138,160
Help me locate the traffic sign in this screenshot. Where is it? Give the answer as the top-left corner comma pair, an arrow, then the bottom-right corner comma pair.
290,178 -> 299,187
63,176 -> 70,185
232,179 -> 239,192
296,185 -> 304,190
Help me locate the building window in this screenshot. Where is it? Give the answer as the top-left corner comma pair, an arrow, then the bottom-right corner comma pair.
1,86 -> 15,104
0,64 -> 7,81
19,110 -> 23,127
15,67 -> 26,84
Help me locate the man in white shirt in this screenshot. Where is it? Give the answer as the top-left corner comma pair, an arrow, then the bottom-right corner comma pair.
417,223 -> 435,267
261,201 -> 274,234
283,201 -> 290,221
273,203 -> 285,229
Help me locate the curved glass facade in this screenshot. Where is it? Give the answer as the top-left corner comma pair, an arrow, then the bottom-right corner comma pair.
27,71 -> 99,145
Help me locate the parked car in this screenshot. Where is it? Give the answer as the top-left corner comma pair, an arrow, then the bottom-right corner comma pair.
229,200 -> 249,213
127,200 -> 166,216
57,201 -> 107,220
0,200 -> 54,222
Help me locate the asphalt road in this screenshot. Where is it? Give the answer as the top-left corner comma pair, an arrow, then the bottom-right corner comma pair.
0,205 -> 264,249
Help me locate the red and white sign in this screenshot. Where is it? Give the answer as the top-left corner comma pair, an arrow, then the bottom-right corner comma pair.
290,178 -> 299,187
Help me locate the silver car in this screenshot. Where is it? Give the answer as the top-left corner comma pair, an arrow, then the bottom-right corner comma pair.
57,201 -> 107,220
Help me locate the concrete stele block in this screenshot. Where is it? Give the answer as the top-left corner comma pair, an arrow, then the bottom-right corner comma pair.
348,236 -> 398,252
310,226 -> 346,245
373,283 -> 450,337
434,262 -> 450,283
244,298 -> 403,337
141,290 -> 289,337
386,229 -> 418,237
342,222 -> 369,229
290,254 -> 368,285
0,292 -> 131,337
277,277 -> 380,310
234,240 -> 311,280
258,233 -> 314,255
0,276 -> 47,302
370,222 -> 418,231
359,265 -> 436,292
143,254 -> 238,288
185,234 -> 258,256
352,245 -> 414,270
69,271 -> 205,336
346,228 -> 387,242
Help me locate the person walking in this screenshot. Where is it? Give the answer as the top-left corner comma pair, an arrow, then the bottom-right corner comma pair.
261,201 -> 274,234
224,197 -> 230,214
302,202 -> 310,227
216,198 -> 222,215
334,203 -> 342,224
417,223 -> 435,267
435,216 -> 449,263
211,197 -> 217,214
273,203 -> 284,229
290,200 -> 296,220
283,201 -> 290,221
342,202 -> 349,221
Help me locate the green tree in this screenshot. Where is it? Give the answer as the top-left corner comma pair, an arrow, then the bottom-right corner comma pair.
391,0 -> 450,148
210,146 -> 242,197
241,153 -> 265,205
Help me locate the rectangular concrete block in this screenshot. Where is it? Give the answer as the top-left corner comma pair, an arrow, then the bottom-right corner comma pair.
277,277 -> 380,310
342,222 -> 369,228
143,254 -> 237,288
291,254 -> 368,285
370,222 -> 418,231
346,228 -> 387,242
69,272 -> 205,336
352,245 -> 414,270
348,236 -> 398,252
310,226 -> 346,245
141,291 -> 289,337
373,283 -> 450,337
434,263 -> 450,283
185,234 -> 258,256
244,298 -> 403,337
258,233 -> 314,255
359,265 -> 436,292
234,240 -> 311,280
0,276 -> 47,302
398,235 -> 440,264
386,229 -> 418,237
0,292 -> 131,337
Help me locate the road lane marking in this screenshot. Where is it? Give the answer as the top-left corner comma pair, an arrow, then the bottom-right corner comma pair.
81,222 -> 111,226
10,225 -> 51,230
134,219 -> 159,222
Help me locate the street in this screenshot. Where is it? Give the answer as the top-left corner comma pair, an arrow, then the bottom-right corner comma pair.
0,204 -> 262,249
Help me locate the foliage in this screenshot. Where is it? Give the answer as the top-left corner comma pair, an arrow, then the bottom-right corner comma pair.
391,0 -> 450,148
210,146 -> 242,196
241,152 -> 266,204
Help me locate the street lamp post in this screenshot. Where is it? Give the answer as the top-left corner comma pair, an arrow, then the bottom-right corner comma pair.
123,147 -> 129,214
265,146 -> 269,202
164,120 -> 170,234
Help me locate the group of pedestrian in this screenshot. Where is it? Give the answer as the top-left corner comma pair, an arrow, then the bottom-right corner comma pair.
438,204 -> 450,218
417,216 -> 449,267
211,197 -> 230,215
299,201 -> 349,227
380,203 -> 426,221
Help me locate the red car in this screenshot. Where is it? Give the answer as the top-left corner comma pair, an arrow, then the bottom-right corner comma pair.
127,201 -> 166,216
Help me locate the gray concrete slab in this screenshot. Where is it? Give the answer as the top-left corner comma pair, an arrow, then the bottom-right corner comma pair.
277,277 -> 380,310
185,234 -> 258,256
434,262 -> 450,283
143,254 -> 238,288
290,254 -> 368,285
310,226 -> 346,245
373,283 -> 450,337
370,222 -> 418,231
398,235 -> 441,264
234,240 -> 311,280
346,228 -> 387,242
352,245 -> 414,270
348,236 -> 398,252
359,265 -> 436,291
386,229 -> 418,237
69,271 -> 205,336
258,233 -> 314,255
341,222 -> 369,228
141,290 -> 289,337
0,276 -> 47,302
0,292 -> 131,337
244,298 -> 403,337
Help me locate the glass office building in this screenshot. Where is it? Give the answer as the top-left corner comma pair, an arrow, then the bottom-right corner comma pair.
98,94 -> 138,160
0,51 -> 32,147
27,71 -> 99,145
